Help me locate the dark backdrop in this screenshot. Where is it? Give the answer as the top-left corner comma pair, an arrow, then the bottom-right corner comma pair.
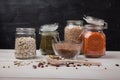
0,0 -> 120,51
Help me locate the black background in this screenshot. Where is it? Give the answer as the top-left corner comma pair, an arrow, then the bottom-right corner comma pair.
0,0 -> 120,51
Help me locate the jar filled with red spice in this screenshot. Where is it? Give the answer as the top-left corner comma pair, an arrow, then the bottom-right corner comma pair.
83,16 -> 107,58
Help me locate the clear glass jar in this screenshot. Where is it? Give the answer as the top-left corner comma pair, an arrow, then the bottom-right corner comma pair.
39,23 -> 60,55
40,31 -> 59,55
15,28 -> 36,59
83,16 -> 107,58
83,25 -> 106,58
64,20 -> 84,43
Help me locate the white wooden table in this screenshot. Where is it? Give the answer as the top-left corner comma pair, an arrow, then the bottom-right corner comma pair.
0,49 -> 120,80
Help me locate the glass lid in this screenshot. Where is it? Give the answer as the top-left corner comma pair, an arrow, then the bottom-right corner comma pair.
83,16 -> 108,29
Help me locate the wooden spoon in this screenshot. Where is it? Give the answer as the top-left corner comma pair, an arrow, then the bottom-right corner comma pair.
46,55 -> 101,66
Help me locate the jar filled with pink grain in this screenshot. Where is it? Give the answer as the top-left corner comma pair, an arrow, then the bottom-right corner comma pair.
64,20 -> 84,44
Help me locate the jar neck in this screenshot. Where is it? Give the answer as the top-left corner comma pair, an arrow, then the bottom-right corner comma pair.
67,20 -> 83,26
85,29 -> 103,33
40,31 -> 59,36
85,24 -> 104,32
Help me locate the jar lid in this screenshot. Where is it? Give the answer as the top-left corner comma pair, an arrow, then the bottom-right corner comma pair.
83,16 -> 107,29
16,28 -> 35,33
16,28 -> 35,31
40,23 -> 58,32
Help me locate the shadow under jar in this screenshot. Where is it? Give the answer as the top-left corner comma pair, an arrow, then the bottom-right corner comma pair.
15,28 -> 36,59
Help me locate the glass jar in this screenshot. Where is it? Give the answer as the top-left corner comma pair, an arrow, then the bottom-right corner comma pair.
64,20 -> 84,43
83,16 -> 107,58
39,23 -> 60,55
15,28 -> 36,59
40,31 -> 59,55
83,25 -> 106,58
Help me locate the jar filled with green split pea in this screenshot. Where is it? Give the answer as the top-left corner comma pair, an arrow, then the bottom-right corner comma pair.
39,23 -> 60,55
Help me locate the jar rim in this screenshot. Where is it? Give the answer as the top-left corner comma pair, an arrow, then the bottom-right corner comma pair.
67,20 -> 83,25
16,28 -> 35,32
16,28 -> 35,34
85,25 -> 104,30
40,31 -> 59,35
